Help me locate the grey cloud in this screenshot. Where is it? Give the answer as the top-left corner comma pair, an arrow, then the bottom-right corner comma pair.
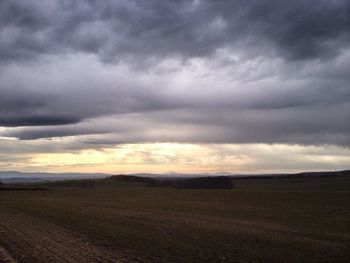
237,0 -> 350,60
0,87 -> 82,126
1,0 -> 349,63
0,56 -> 177,127
4,127 -> 104,140
0,0 -> 349,148
0,115 -> 80,127
4,99 -> 349,146
1,49 -> 349,146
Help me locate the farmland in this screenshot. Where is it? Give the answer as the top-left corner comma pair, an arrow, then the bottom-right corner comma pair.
0,176 -> 349,262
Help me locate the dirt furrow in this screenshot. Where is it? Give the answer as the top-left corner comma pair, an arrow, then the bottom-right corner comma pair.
0,247 -> 16,263
0,210 -> 128,263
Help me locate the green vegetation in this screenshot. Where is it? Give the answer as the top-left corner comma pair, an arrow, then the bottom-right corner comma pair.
0,176 -> 349,262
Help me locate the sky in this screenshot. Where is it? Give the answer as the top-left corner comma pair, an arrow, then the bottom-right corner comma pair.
0,0 -> 350,174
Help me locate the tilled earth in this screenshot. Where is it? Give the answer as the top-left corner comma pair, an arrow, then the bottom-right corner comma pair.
0,210 -> 129,263
0,246 -> 15,263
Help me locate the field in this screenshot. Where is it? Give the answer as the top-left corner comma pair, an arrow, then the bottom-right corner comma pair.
0,176 -> 349,262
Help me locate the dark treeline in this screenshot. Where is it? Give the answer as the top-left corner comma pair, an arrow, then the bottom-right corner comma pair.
149,176 -> 234,189
108,175 -> 155,184
293,170 -> 350,177
35,179 -> 96,188
233,170 -> 350,180
109,175 -> 234,189
0,185 -> 47,191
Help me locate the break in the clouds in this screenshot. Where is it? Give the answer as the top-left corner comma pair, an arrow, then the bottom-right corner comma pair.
0,0 -> 349,172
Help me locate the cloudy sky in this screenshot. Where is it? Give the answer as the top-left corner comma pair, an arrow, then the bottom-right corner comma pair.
1,0 -> 350,174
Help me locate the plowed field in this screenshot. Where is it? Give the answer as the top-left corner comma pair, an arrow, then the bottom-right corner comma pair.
0,210 -> 128,263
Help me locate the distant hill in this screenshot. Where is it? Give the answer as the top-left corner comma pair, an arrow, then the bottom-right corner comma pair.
109,175 -> 234,189
228,170 -> 350,179
294,170 -> 350,177
0,171 -> 109,184
1,170 -> 349,184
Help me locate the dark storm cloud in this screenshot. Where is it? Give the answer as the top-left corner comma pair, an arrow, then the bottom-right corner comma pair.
0,0 -> 350,148
1,0 -> 349,63
1,48 -> 350,145
0,115 -> 80,127
0,58 -> 179,127
4,126 -> 105,140
0,86 -> 82,126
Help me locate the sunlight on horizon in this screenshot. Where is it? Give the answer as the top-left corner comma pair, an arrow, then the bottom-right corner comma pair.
10,143 -> 348,174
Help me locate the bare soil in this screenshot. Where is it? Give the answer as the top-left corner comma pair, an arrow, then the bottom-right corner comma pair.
0,247 -> 16,263
0,210 -> 131,263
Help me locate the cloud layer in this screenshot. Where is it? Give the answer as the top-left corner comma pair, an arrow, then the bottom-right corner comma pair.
1,0 -> 350,151
1,0 -> 350,62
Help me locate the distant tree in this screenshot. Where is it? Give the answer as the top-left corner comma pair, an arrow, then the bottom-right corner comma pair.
109,175 -> 155,184
148,177 -> 234,189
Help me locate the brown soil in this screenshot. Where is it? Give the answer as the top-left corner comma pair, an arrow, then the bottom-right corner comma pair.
0,247 -> 16,263
0,210 -> 131,263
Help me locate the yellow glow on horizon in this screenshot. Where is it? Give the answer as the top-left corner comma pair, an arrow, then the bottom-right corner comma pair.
5,142 -> 349,174
28,143 -> 253,173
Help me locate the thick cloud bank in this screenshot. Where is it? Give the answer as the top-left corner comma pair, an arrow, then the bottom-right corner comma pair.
0,0 -> 349,147
1,0 -> 350,62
